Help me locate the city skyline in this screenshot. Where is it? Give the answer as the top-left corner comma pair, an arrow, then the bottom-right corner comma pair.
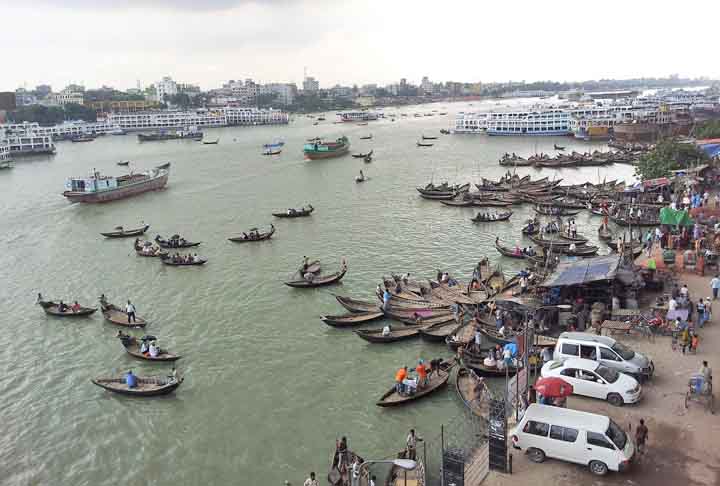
2,0 -> 720,91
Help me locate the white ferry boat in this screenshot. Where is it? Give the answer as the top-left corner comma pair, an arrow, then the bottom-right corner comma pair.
0,139 -> 12,169
339,111 -> 379,122
453,112 -> 489,133
485,108 -> 571,136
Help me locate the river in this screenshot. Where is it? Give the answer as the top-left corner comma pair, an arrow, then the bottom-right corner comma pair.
0,100 -> 636,485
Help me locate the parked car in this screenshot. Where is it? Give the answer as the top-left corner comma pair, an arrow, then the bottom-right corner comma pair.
553,332 -> 654,381
541,358 -> 642,406
510,403 -> 635,476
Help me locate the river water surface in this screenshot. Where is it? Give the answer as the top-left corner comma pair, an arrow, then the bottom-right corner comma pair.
0,100 -> 636,485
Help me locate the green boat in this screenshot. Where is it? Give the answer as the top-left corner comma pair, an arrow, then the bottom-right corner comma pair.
303,136 -> 350,160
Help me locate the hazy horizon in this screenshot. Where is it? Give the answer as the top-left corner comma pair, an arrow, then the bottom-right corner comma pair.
3,0 -> 719,91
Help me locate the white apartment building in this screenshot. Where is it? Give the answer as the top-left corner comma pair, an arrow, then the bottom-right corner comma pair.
49,89 -> 84,106
303,76 -> 319,92
156,76 -> 178,102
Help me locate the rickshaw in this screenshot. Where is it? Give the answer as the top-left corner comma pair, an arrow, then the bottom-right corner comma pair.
685,374 -> 714,414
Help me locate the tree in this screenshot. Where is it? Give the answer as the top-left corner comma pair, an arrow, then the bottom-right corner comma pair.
9,105 -> 64,125
695,120 -> 720,140
167,93 -> 192,109
634,138 -> 707,181
63,103 -> 97,122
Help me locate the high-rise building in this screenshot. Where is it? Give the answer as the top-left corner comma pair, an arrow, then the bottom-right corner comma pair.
420,76 -> 433,95
156,76 -> 178,102
303,76 -> 319,93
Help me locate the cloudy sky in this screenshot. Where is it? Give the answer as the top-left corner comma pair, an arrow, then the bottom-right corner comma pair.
2,0 -> 718,91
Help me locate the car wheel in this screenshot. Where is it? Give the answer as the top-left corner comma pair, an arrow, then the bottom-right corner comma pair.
589,460 -> 608,476
527,447 -> 546,463
607,393 -> 624,407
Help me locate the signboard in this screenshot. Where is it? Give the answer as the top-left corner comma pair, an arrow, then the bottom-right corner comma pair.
488,398 -> 508,472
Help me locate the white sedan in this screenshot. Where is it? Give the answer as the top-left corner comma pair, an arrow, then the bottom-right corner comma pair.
540,358 -> 642,406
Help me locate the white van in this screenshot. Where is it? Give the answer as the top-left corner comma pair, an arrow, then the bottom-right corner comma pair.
510,404 -> 635,476
553,332 -> 654,381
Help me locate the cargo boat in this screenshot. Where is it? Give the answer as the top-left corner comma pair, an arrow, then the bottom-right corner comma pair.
303,136 -> 350,160
63,167 -> 169,203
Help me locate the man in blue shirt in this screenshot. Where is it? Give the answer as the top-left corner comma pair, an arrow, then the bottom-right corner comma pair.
383,288 -> 391,311
125,370 -> 138,388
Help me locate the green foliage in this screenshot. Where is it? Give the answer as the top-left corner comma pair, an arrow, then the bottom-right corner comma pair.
63,103 -> 97,122
9,103 -> 96,124
166,93 -> 192,108
695,120 -> 720,140
634,138 -> 707,180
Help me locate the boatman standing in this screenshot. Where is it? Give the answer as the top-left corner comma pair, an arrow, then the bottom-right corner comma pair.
406,429 -> 423,461
126,300 -> 136,323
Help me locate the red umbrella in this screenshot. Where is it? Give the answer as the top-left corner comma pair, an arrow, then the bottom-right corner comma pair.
534,377 -> 573,398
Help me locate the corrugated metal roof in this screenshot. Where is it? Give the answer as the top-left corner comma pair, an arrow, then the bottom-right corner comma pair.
540,255 -> 621,288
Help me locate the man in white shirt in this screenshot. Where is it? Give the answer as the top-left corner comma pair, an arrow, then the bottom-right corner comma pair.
382,325 -> 391,337
668,297 -> 678,311
303,472 -> 318,486
126,300 -> 136,323
350,457 -> 361,486
369,475 -> 376,486
149,342 -> 159,358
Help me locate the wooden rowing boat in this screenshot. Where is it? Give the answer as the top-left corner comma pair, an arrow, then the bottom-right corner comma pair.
91,374 -> 183,396
418,320 -> 462,342
228,225 -> 275,242
534,206 -> 581,216
37,295 -> 97,317
285,263 -> 347,288
455,367 -> 489,418
335,295 -> 380,313
101,224 -> 149,238
470,211 -> 513,222
355,324 -> 426,343
117,333 -> 181,361
100,299 -> 147,328
155,235 -> 201,248
320,311 -> 384,328
376,361 -> 454,407
495,239 -> 527,259
160,255 -> 208,266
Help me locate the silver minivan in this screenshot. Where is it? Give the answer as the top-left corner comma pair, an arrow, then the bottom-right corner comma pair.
553,332 -> 654,381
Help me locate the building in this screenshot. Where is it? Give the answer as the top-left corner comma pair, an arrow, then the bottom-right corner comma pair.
15,88 -> 37,106
0,92 -> 16,111
35,85 -> 52,98
303,76 -> 319,92
155,76 -> 178,102
420,76 -> 433,95
260,83 -> 296,106
49,89 -> 84,106
178,83 -> 202,98
87,99 -> 160,116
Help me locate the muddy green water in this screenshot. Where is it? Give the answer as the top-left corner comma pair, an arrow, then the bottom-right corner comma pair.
0,100 -> 635,485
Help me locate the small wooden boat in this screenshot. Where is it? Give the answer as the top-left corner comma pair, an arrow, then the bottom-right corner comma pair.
155,235 -> 201,248
202,138 -> 220,145
554,144 -> 565,151
100,298 -> 147,327
320,311 -> 385,328
285,263 -> 347,288
228,225 -> 275,242
299,259 -> 321,275
352,150 -> 373,159
494,238 -> 528,259
117,160 -> 130,166
534,206 -> 581,217
470,211 -> 513,222
92,374 -> 183,396
156,162 -> 171,170
335,295 -> 380,313
359,135 -> 373,140
418,320 -> 462,342
134,239 -> 167,257
160,254 -> 208,266
561,245 -> 599,256
528,234 -> 574,248
375,360 -> 454,407
37,294 -> 97,317
101,224 -> 150,238
363,154 -> 372,163
117,333 -> 181,361
597,225 -> 613,241
522,222 -> 540,235
416,142 -> 434,147
355,324 -> 425,343
559,234 -> 589,244
422,135 -> 439,140
464,357 -> 537,377
419,192 -> 458,200
272,205 -> 314,218
455,367 -> 489,417
263,149 -> 282,155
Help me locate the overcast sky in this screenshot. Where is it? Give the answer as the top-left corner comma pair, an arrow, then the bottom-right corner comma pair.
2,0 -> 718,92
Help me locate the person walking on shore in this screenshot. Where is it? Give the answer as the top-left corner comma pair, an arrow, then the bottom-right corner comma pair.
711,275 -> 720,300
635,419 -> 649,457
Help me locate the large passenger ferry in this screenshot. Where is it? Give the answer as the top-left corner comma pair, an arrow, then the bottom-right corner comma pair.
339,112 -> 379,122
454,109 -> 571,136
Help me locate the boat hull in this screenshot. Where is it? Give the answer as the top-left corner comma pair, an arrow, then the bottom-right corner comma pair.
304,146 -> 350,160
63,172 -> 169,203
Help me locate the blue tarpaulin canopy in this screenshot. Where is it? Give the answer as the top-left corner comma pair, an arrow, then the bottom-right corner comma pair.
540,255 -> 621,288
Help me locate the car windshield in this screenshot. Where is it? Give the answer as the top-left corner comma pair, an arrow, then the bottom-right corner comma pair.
606,420 -> 627,450
595,365 -> 619,383
611,342 -> 634,360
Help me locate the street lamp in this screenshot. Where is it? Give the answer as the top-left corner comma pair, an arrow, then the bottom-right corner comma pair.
357,458 -> 417,486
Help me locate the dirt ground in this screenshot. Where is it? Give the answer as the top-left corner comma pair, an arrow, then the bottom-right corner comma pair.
485,272 -> 720,486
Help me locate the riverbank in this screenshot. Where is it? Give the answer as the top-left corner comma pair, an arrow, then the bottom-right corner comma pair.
486,271 -> 720,486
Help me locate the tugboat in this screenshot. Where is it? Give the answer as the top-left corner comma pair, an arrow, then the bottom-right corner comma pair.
303,136 -> 350,160
137,127 -> 203,142
63,166 -> 169,203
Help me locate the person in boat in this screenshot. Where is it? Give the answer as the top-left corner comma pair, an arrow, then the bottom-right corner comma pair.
71,301 -> 81,313
303,472 -> 319,486
382,288 -> 391,311
140,339 -> 149,354
58,300 -> 68,313
336,437 -> 349,473
483,351 -> 497,368
358,170 -> 364,181
395,366 -> 408,394
125,370 -> 138,389
402,273 -> 410,285
126,300 -> 136,323
192,253 -> 200,263
436,270 -> 443,282
513,244 -> 521,256
415,360 -> 428,388
429,358 -> 443,377
149,341 -> 160,358
382,324 -> 391,337
441,272 -> 449,284
394,281 -> 402,295
569,242 -> 577,252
